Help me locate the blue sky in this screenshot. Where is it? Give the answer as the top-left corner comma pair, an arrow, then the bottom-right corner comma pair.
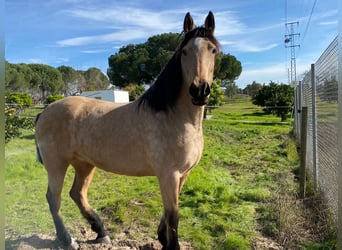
5,0 -> 338,88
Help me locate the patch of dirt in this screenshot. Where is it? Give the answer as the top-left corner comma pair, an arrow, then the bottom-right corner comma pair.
5,228 -> 195,250
252,236 -> 283,250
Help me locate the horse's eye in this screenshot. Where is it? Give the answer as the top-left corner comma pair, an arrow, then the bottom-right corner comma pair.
212,48 -> 217,54
182,49 -> 187,56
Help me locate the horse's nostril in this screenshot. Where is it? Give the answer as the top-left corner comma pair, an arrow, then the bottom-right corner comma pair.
202,83 -> 210,97
189,82 -> 210,99
189,82 -> 211,106
189,83 -> 199,98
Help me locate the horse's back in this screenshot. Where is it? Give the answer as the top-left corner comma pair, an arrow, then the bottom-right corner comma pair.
35,97 -> 121,162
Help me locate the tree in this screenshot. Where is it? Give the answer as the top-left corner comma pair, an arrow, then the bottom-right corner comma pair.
214,53 -> 242,99
215,54 -> 242,83
144,33 -> 180,76
57,65 -> 79,95
244,81 -> 262,98
82,67 -> 109,91
28,64 -> 64,96
108,44 -> 150,87
108,33 -> 242,88
5,61 -> 36,91
252,82 -> 294,121
224,81 -> 239,99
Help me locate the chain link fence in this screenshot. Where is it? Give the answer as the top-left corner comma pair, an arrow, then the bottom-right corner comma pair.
296,36 -> 339,223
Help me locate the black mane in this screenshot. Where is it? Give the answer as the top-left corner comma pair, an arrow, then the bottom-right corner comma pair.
138,27 -> 219,112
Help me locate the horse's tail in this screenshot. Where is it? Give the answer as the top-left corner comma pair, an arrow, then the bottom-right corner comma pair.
35,113 -> 44,164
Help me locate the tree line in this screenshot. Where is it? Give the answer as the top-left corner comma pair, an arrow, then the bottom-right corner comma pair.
5,62 -> 109,102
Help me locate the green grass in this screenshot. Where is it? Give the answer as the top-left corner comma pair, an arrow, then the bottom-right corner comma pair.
5,99 -> 335,249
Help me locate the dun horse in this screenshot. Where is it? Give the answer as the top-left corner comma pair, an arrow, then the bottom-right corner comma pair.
35,11 -> 219,250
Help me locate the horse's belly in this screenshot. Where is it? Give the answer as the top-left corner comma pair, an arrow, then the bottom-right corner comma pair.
99,161 -> 155,176
74,150 -> 155,177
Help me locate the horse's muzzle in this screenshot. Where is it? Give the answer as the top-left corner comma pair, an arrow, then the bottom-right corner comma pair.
189,82 -> 211,106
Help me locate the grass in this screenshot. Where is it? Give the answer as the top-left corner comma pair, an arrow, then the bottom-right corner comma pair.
5,99 -> 336,249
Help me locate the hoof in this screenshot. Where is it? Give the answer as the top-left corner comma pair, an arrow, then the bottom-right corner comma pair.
96,235 -> 111,244
66,238 -> 79,250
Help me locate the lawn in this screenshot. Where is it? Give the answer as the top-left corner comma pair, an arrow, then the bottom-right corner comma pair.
5,99 -> 335,249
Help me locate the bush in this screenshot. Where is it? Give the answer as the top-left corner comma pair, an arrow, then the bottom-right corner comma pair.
252,82 -> 294,121
44,94 -> 64,104
125,84 -> 146,101
208,78 -> 225,107
5,91 -> 35,143
5,91 -> 32,113
5,105 -> 34,143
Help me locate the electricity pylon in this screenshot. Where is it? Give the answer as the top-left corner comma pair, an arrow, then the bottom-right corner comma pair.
285,21 -> 300,86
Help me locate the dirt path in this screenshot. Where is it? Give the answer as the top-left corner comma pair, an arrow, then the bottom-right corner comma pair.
5,228 -> 194,250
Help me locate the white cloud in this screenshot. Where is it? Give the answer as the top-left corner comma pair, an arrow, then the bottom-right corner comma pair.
57,29 -> 151,47
214,11 -> 246,36
55,57 -> 69,63
80,49 -> 107,54
57,7 -> 256,48
56,7 -> 187,47
221,40 -> 279,53
64,7 -> 181,31
318,21 -> 338,26
28,58 -> 44,64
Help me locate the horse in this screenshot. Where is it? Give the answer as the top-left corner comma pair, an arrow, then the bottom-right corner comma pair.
35,11 -> 220,250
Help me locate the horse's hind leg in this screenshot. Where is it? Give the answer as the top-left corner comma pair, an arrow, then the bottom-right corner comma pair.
46,163 -> 79,249
69,162 -> 110,244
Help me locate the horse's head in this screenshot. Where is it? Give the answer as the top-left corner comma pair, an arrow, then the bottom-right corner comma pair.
138,11 -> 220,112
179,11 -> 219,106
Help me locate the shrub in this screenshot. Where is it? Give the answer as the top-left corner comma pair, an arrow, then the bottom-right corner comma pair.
44,94 -> 64,104
125,84 -> 146,101
5,91 -> 34,143
208,78 -> 225,107
5,91 -> 32,112
5,105 -> 34,143
252,82 -> 293,121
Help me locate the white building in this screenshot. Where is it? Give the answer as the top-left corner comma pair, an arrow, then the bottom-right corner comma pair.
81,90 -> 129,103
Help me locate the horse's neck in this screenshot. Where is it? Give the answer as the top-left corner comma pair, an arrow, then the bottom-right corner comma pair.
174,98 -> 205,130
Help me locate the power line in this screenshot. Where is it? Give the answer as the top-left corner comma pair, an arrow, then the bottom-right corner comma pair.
300,0 -> 317,46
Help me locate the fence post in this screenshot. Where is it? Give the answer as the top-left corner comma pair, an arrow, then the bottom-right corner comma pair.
299,106 -> 308,199
311,63 -> 318,191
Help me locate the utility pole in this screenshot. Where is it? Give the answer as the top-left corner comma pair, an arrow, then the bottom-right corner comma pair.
284,21 -> 300,86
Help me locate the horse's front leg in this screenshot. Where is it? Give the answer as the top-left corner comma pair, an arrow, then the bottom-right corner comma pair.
158,172 -> 181,250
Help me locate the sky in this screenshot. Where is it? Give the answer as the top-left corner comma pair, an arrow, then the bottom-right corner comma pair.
5,0 -> 338,88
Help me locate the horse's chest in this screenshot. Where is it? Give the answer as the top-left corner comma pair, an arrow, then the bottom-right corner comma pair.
179,132 -> 203,159
150,128 -> 204,172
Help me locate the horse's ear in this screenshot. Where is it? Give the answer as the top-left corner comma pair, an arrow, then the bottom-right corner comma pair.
183,12 -> 195,33
204,11 -> 215,35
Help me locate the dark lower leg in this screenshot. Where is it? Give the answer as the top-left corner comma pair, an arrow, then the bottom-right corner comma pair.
82,208 -> 107,239
46,187 -> 72,245
165,209 -> 180,250
158,213 -> 167,247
